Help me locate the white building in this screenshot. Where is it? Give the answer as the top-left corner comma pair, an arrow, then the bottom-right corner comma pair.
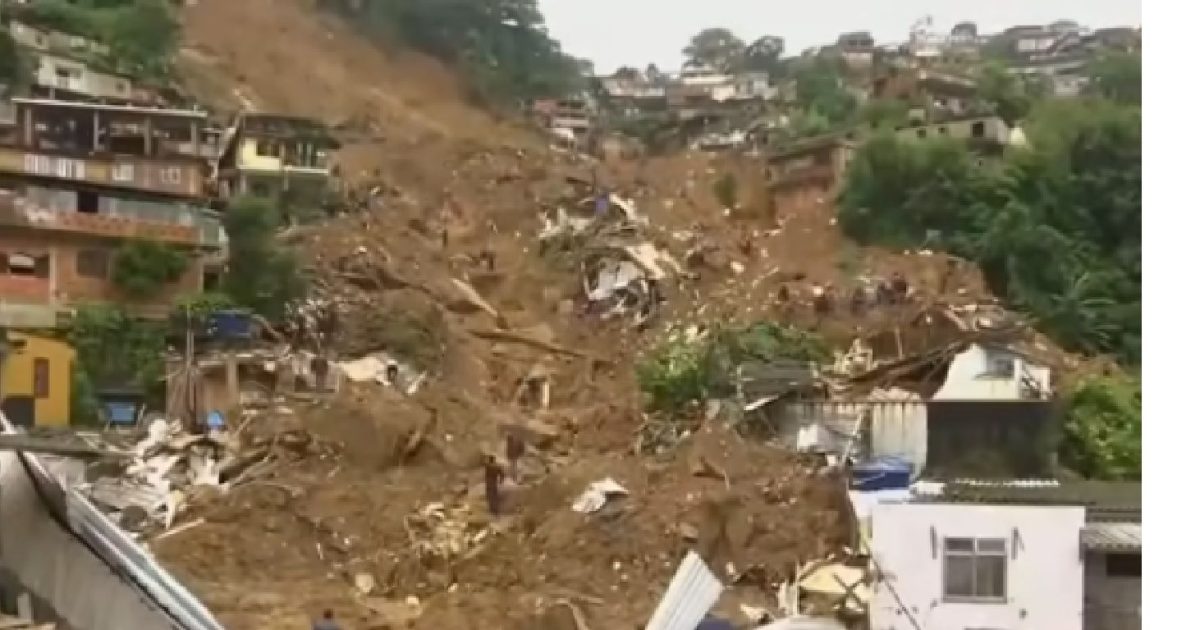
867,481 -> 1141,630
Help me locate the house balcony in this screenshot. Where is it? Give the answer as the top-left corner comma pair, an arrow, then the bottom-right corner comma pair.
0,191 -> 224,249
0,145 -> 208,199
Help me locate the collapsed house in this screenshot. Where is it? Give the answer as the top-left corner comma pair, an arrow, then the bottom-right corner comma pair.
738,304 -> 1058,480
538,183 -> 684,326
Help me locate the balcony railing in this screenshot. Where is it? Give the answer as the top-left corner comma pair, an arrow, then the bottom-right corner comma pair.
0,192 -> 224,249
0,145 -> 207,199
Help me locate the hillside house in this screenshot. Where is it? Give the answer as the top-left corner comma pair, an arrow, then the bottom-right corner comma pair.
217,113 -> 339,216
765,134 -> 856,193
869,481 -> 1141,630
0,330 -> 73,427
836,31 -> 876,68
894,116 -> 1015,153
6,20 -> 164,106
0,98 -> 223,327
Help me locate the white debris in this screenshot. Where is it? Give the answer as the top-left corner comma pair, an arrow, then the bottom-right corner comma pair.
571,477 -> 629,514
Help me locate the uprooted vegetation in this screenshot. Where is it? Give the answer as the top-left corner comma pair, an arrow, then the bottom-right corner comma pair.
637,322 -> 830,415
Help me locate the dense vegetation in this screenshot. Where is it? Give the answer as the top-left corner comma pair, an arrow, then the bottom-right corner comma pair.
1061,373 -> 1141,481
326,0 -> 586,106
221,197 -> 307,323
10,0 -> 179,79
637,322 -> 830,414
112,239 -> 188,299
837,56 -> 1141,480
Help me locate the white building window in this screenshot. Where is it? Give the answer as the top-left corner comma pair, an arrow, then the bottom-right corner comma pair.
943,537 -> 1007,602
983,353 -> 1016,378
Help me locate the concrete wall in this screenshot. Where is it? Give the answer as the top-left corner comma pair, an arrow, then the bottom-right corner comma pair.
934,343 -> 1051,400
0,452 -> 177,629
871,502 -> 1086,630
0,231 -> 204,311
1083,551 -> 1141,630
33,54 -> 133,102
0,331 -> 74,427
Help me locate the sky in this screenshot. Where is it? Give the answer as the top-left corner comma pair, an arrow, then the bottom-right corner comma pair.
537,0 -> 1143,73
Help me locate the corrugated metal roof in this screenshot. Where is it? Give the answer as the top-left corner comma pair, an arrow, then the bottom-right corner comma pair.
645,551 -> 724,630
1082,522 -> 1142,552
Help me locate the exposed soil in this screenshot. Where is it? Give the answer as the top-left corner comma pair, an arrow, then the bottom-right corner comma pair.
154,2 -> 1051,628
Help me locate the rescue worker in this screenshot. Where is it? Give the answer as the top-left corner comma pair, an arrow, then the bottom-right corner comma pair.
483,454 -> 504,516
312,609 -> 341,630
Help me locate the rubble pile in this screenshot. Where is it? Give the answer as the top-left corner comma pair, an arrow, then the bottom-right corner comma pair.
77,418 -> 318,536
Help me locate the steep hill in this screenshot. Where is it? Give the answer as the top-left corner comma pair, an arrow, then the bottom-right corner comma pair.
155,2 -> 1043,629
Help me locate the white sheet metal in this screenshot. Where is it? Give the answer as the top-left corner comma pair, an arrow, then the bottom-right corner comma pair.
645,550 -> 723,630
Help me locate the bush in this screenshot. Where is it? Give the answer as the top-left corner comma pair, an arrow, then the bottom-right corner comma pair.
68,304 -> 166,422
637,322 -> 829,414
1060,374 -> 1141,480
112,239 -> 188,299
12,0 -> 179,79
713,173 -> 738,209
838,97 -> 1141,363
222,197 -> 307,321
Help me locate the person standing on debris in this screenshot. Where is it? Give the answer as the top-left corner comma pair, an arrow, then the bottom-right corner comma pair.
594,188 -> 610,218
385,359 -> 401,387
313,609 -> 341,630
483,454 -> 504,516
505,432 -> 525,484
890,272 -> 909,303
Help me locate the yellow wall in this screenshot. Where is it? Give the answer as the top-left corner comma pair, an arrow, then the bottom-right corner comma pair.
237,137 -> 284,171
1,331 -> 74,426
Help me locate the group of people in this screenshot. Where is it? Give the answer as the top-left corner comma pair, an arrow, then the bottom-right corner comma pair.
796,271 -> 913,317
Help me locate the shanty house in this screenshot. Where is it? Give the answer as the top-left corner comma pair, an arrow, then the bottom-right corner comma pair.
766,134 -> 856,193
218,113 -> 339,217
868,481 -> 1140,630
752,334 -> 1056,479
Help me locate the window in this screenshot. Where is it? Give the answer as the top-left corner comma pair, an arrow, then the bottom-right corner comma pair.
111,163 -> 135,183
983,353 -> 1016,378
943,537 -> 1007,601
971,121 -> 987,139
5,252 -> 49,278
916,128 -> 928,139
257,140 -> 282,158
76,248 -> 110,279
33,358 -> 50,399
162,167 -> 183,185
1105,553 -> 1141,577
77,190 -> 99,214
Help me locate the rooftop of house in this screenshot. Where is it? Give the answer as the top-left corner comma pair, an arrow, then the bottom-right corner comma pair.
766,132 -> 856,163
914,479 -> 1141,522
238,114 -> 339,146
12,97 -> 208,120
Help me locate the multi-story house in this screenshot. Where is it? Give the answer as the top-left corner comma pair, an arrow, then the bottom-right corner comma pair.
0,98 -> 224,327
5,19 -> 165,106
216,113 -> 339,220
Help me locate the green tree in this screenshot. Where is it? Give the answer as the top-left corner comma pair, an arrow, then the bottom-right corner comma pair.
790,57 -> 857,125
222,197 -> 307,322
1061,374 -> 1141,480
682,27 -> 746,72
0,30 -> 32,90
68,304 -> 167,420
838,97 -> 1141,363
742,35 -> 785,76
856,98 -> 911,130
1085,52 -> 1141,106
112,239 -> 188,299
977,61 -> 1032,124
337,0 -> 583,105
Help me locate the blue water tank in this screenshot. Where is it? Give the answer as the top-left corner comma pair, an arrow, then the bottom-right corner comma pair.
208,310 -> 254,340
852,456 -> 913,491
